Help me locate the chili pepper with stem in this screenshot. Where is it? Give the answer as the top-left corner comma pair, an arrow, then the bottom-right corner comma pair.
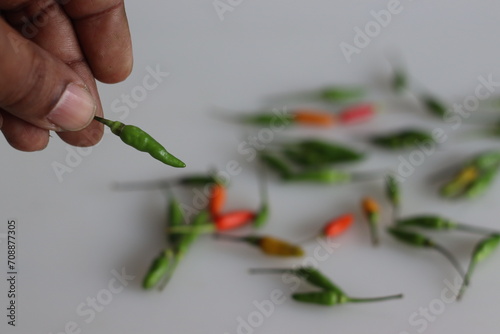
286,169 -> 351,184
93,116 -> 185,168
457,234 -> 500,300
362,197 -> 380,246
292,109 -> 336,127
111,173 -> 220,192
371,129 -> 434,150
396,215 -> 499,235
157,210 -> 210,290
253,168 -> 269,228
238,110 -> 336,127
292,290 -> 403,306
167,210 -> 255,234
249,267 -> 344,292
298,213 -> 354,245
215,234 -> 304,257
385,174 -> 400,221
440,166 -> 479,198
166,188 -> 185,249
387,227 -> 466,280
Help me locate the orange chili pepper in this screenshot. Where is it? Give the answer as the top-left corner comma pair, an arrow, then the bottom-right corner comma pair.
362,197 -> 380,246
339,103 -> 375,124
322,213 -> 354,237
215,210 -> 255,231
209,184 -> 226,218
292,110 -> 337,127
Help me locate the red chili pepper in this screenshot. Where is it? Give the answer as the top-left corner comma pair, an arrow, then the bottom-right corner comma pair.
209,184 -> 226,218
292,109 -> 337,127
339,103 -> 375,124
215,210 -> 255,231
322,213 -> 354,237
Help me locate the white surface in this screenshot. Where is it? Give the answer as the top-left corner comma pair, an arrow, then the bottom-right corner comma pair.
2,1 -> 500,333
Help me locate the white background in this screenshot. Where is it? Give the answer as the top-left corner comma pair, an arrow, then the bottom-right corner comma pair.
2,1 -> 500,333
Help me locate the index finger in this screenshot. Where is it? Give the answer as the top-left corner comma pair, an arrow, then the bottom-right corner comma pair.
63,0 -> 133,84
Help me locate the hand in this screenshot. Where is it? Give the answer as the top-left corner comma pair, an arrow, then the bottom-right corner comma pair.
0,0 -> 133,151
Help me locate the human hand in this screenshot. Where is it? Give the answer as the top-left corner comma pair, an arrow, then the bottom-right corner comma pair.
0,0 -> 132,151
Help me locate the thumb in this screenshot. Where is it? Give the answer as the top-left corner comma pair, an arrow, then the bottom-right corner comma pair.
0,19 -> 96,132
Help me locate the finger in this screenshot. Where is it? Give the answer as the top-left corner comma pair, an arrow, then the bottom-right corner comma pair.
63,0 -> 132,83
3,1 -> 104,146
0,110 -> 49,151
0,18 -> 97,132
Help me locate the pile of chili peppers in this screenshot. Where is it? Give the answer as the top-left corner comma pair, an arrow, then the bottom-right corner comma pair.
110,64 -> 500,308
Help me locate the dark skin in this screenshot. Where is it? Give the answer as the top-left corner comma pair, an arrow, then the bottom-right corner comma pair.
0,0 -> 133,151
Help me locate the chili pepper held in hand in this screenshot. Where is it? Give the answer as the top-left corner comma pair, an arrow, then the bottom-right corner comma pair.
215,234 -> 304,257
249,267 -> 344,292
396,215 -> 499,235
338,103 -> 376,124
387,227 -> 466,279
362,197 -> 380,246
93,116 -> 185,168
292,290 -> 403,306
371,129 -> 434,150
457,234 -> 500,300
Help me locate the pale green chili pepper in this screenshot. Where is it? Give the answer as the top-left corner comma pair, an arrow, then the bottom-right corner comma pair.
94,116 -> 185,168
457,234 -> 500,300
387,227 -> 465,279
318,86 -> 365,102
166,191 -> 185,248
239,113 -> 294,126
464,167 -> 499,199
371,129 -> 434,150
142,249 -> 174,290
292,290 -> 403,306
421,95 -> 447,118
249,267 -> 343,293
286,169 -> 351,184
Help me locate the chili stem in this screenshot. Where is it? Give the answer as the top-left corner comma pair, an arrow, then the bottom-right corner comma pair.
348,293 -> 403,303
93,115 -> 114,127
112,180 -> 172,191
432,244 -> 466,281
351,169 -> 389,182
456,262 -> 476,301
213,234 -> 245,242
167,224 -> 215,234
455,223 -> 500,235
248,268 -> 290,274
368,223 -> 379,246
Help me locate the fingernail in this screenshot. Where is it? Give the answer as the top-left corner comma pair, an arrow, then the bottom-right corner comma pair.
47,84 -> 96,131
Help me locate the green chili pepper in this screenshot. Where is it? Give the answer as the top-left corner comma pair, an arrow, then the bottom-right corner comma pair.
385,174 -> 400,220
318,86 -> 365,102
392,68 -> 407,93
464,167 -> 499,199
286,169 -> 351,184
396,215 -> 498,235
239,113 -> 294,126
142,249 -> 174,290
457,234 -> 500,300
470,151 -> 500,170
177,174 -> 221,187
253,170 -> 269,228
387,227 -> 465,279
94,116 -> 185,168
166,192 -> 185,249
258,151 -> 293,180
249,267 -> 343,293
421,95 -> 447,118
371,129 -> 434,150
282,139 -> 364,167
292,290 -> 403,306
